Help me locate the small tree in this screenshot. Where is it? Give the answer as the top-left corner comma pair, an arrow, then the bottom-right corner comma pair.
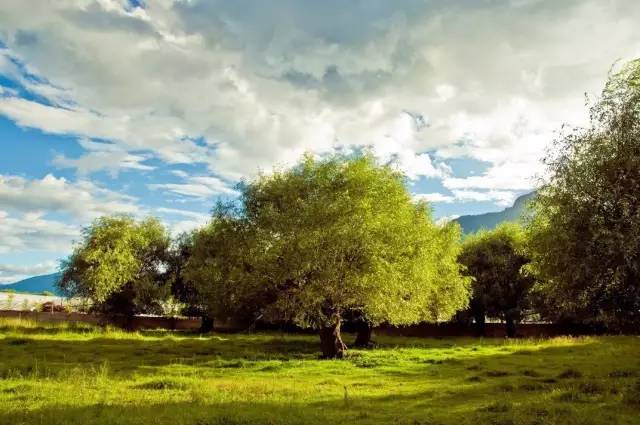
527,58 -> 640,329
204,154 -> 469,358
58,215 -> 171,325
459,223 -> 534,337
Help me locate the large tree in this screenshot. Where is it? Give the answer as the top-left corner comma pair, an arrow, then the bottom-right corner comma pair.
527,58 -> 640,328
205,154 -> 469,358
459,223 -> 534,337
58,216 -> 171,323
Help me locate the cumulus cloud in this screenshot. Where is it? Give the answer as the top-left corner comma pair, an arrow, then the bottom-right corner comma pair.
156,207 -> 211,236
0,0 -> 640,271
0,173 -> 144,259
415,190 -> 518,207
1,0 -> 636,186
0,260 -> 58,284
414,193 -> 455,204
0,174 -> 140,220
53,139 -> 154,176
149,176 -> 238,199
0,210 -> 79,255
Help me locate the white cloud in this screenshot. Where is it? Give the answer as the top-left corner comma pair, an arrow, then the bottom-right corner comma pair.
53,139 -> 154,176
414,189 -> 517,207
0,210 -> 79,255
155,207 -> 210,236
0,261 -> 58,284
451,190 -> 518,207
149,176 -> 238,199
0,0 -> 636,187
0,174 -> 140,220
435,84 -> 457,102
0,0 -> 637,256
414,193 -> 455,204
0,173 -> 143,258
443,161 -> 538,192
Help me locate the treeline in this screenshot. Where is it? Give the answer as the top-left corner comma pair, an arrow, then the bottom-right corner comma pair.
57,58 -> 640,358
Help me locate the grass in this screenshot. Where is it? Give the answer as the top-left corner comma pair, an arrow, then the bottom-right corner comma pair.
0,318 -> 639,425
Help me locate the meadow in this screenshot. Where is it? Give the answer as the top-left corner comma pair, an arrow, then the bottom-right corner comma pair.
0,318 -> 639,425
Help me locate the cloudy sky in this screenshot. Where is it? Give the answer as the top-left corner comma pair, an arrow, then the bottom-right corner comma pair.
1,0 -> 639,283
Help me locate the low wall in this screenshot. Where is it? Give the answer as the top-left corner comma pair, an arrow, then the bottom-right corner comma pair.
374,322 -> 600,338
0,310 -> 201,331
0,310 -> 621,337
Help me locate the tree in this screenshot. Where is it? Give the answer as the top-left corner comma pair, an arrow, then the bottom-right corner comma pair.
183,205 -> 266,329
58,216 -> 171,325
166,232 -> 215,332
208,154 -> 469,358
459,223 -> 534,337
527,58 -> 640,329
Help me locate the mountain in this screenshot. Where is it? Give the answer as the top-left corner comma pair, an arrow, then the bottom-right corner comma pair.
0,272 -> 63,295
454,192 -> 535,234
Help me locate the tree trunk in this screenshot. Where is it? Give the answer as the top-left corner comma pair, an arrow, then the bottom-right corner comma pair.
474,313 -> 486,336
354,321 -> 374,348
124,313 -> 136,332
200,316 -> 214,333
505,315 -> 517,338
319,316 -> 347,359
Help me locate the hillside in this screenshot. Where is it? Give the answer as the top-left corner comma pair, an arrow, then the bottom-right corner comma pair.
454,192 -> 535,234
0,272 -> 63,295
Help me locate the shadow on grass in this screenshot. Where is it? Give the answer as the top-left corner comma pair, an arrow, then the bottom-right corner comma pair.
0,330 -> 614,381
0,333 -> 638,425
1,376 -> 638,425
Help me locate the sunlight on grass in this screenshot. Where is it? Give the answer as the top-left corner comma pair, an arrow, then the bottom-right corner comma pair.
1,319 -> 638,425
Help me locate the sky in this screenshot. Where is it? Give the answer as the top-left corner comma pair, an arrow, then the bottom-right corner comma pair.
1,0 -> 640,284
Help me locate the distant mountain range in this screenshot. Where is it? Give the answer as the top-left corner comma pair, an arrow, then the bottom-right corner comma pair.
0,272 -> 63,295
454,192 -> 535,234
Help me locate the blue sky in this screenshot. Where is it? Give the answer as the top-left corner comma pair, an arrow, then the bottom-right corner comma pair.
1,0 -> 640,283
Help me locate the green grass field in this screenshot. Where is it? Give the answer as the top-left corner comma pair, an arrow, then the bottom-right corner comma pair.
0,318 -> 639,425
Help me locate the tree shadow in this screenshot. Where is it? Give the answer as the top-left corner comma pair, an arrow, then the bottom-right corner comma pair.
0,330 -> 615,380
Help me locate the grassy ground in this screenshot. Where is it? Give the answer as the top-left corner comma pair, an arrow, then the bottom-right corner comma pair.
0,318 -> 639,425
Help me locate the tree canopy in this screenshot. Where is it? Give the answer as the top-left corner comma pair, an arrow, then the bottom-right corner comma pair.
58,215 -> 171,318
459,223 -> 534,337
527,58 -> 640,328
190,154 -> 470,357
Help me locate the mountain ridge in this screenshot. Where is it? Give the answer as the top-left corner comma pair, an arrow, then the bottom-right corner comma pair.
454,192 -> 535,234
0,272 -> 63,295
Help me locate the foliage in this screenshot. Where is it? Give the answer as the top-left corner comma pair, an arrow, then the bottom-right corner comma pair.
166,232 -> 204,317
184,205 -> 263,323
213,155 -> 469,330
527,58 -> 640,327
458,223 -> 535,335
1,320 -> 639,425
58,215 -> 171,316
